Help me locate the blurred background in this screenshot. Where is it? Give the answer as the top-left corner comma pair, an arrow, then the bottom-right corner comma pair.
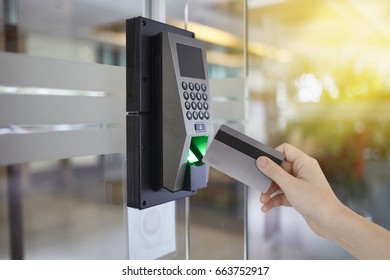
1,0 -> 390,260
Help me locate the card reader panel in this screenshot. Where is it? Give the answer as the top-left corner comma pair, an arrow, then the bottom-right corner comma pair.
126,17 -> 213,209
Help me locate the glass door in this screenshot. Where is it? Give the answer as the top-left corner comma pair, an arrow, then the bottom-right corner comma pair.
0,0 -> 143,260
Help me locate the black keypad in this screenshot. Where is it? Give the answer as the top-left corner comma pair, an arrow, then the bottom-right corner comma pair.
182,81 -> 210,122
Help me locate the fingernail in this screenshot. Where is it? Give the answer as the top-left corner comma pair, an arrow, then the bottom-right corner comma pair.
257,157 -> 267,168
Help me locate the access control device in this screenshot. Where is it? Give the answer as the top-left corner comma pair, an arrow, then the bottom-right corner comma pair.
203,125 -> 284,192
126,17 -> 213,209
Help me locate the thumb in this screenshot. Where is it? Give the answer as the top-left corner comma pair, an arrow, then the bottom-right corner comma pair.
256,156 -> 294,192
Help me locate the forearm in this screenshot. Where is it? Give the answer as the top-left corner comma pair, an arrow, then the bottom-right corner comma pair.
324,205 -> 390,259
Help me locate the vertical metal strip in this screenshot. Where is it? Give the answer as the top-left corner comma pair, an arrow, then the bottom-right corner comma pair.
243,0 -> 249,78
184,0 -> 190,260
244,186 -> 249,260
243,0 -> 249,261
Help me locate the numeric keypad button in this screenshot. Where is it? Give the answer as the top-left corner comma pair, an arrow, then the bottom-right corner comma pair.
182,80 -> 210,124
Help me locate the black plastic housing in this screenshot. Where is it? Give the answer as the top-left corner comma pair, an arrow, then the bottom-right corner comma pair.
126,16 -> 198,209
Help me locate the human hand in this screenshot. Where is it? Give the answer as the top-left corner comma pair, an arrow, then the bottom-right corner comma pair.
256,143 -> 390,259
256,143 -> 345,237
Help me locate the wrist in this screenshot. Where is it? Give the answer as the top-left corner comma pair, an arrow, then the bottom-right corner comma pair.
311,200 -> 349,240
320,203 -> 368,257
321,202 -> 351,237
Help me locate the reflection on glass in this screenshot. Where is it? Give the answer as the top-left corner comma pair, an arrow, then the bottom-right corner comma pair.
248,0 -> 390,259
1,1 -> 143,65
0,154 -> 126,259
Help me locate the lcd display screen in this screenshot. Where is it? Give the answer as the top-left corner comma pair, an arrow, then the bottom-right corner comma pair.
176,43 -> 206,79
